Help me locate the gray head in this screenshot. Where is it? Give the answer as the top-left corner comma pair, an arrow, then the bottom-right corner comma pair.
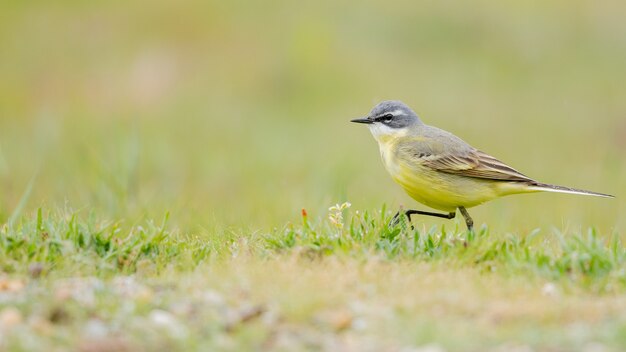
351,100 -> 422,129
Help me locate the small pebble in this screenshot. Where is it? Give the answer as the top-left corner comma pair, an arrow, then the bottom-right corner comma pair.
29,263 -> 45,278
0,307 -> 23,328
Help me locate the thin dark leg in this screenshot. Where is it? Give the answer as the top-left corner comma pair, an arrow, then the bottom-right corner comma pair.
458,206 -> 474,231
390,209 -> 456,227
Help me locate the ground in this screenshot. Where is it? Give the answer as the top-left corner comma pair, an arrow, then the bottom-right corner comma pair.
0,208 -> 624,351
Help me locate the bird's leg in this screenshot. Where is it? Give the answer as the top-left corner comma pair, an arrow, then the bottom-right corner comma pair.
406,210 -> 456,222
390,211 -> 402,227
458,206 -> 474,232
390,209 -> 456,227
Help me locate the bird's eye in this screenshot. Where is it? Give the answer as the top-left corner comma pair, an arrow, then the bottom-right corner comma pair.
379,113 -> 394,122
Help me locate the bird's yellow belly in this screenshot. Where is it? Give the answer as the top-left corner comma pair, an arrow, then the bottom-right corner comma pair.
380,146 -> 500,212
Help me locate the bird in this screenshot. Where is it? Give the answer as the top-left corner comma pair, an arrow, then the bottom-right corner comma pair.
351,100 -> 614,231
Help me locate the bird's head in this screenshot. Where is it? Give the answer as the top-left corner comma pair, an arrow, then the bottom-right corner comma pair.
351,100 -> 422,141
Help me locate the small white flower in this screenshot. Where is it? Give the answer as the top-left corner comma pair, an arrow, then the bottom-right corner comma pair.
328,202 -> 352,230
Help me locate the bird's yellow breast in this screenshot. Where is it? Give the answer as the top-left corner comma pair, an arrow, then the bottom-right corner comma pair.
378,135 -> 402,177
376,137 -> 501,212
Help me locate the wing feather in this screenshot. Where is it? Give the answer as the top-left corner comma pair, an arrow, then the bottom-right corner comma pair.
396,134 -> 532,182
423,149 -> 532,182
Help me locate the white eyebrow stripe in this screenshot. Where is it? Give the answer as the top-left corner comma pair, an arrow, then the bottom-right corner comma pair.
391,109 -> 404,115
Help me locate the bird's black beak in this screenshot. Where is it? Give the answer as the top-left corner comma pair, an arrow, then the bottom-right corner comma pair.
350,117 -> 373,124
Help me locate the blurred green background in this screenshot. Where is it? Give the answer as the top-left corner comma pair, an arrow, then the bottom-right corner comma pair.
1,0 -> 624,233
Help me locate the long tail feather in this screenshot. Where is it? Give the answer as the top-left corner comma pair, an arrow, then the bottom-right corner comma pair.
527,182 -> 614,198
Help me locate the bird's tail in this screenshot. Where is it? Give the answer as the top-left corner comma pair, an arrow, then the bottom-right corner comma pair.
526,182 -> 614,198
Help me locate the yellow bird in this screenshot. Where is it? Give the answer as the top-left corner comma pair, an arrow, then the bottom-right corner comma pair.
351,100 -> 614,231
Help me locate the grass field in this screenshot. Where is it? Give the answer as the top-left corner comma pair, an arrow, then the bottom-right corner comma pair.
1,1 -> 625,351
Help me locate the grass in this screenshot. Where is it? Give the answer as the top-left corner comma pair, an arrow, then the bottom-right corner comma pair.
1,209 -> 206,276
269,206 -> 625,293
0,207 -> 624,351
4,206 -> 624,291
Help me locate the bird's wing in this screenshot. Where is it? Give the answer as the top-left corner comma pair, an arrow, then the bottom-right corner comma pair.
423,149 -> 533,182
397,134 -> 533,182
